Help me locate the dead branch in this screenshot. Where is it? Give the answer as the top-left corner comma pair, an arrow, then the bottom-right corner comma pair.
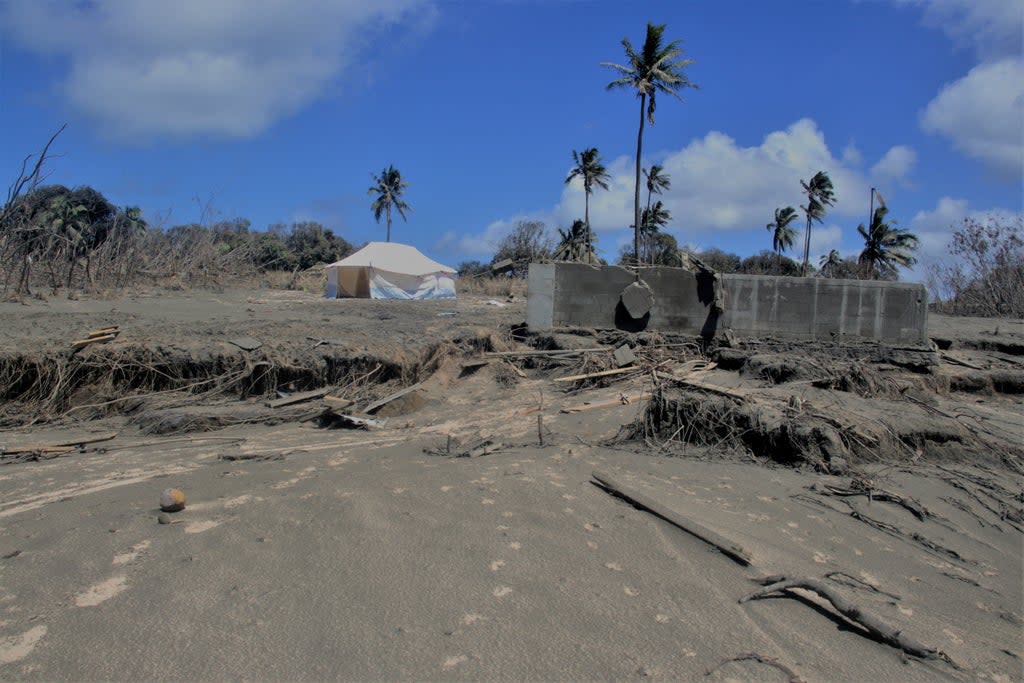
592,470 -> 752,566
741,576 -> 959,668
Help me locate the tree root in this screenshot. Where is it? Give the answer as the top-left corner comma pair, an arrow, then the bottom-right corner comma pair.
704,652 -> 805,682
740,576 -> 960,669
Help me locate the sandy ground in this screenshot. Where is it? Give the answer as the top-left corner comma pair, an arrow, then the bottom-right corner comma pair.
0,289 -> 1022,681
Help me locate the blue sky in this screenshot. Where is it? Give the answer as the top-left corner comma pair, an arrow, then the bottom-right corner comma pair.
1,0 -> 1021,280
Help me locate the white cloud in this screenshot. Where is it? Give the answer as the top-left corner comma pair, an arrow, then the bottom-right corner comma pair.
842,142 -> 864,167
870,145 -> 917,183
809,225 -> 844,262
904,0 -> 1023,61
0,0 -> 432,138
921,57 -> 1024,176
450,119 -> 917,260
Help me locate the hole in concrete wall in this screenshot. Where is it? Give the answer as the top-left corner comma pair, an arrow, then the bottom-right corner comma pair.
614,301 -> 650,332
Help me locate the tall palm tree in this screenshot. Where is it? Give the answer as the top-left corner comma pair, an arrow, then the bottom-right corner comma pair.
368,165 -> 410,242
766,206 -> 799,267
857,206 -> 919,280
603,22 -> 696,268
553,219 -> 599,264
564,148 -> 610,254
799,171 -> 836,275
819,249 -> 842,278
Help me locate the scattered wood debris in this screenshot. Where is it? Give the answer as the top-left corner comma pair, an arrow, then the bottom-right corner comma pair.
228,336 -> 262,351
266,388 -> 330,409
424,434 -> 504,458
363,383 -> 423,414
1,432 -> 118,463
71,326 -> 120,349
741,575 -> 959,669
561,391 -> 648,414
591,470 -> 752,566
555,367 -> 640,383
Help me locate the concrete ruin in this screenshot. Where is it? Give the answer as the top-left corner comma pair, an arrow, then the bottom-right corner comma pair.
527,262 -> 929,345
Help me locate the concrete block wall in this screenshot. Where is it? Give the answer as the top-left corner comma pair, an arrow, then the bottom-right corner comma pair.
527,262 -> 929,344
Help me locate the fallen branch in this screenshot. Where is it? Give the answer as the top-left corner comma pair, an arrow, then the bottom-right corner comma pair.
740,576 -> 958,668
704,652 -> 805,682
561,391 -> 648,413
555,367 -> 640,383
485,348 -> 607,358
652,371 -> 747,399
266,388 -> 330,409
591,470 -> 752,566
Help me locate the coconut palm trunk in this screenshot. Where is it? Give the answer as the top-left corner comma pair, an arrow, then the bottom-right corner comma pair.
633,94 -> 646,267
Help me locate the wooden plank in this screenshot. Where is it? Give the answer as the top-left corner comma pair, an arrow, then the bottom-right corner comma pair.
322,396 -> 354,410
87,326 -> 119,338
362,383 -> 423,414
2,432 -> 117,456
592,470 -> 752,567
554,367 -> 639,383
561,392 -> 648,413
653,371 -> 746,399
266,388 -> 329,409
71,333 -> 116,349
484,348 -> 607,358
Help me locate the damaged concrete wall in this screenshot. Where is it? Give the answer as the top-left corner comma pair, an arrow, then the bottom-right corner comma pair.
527,262 -> 929,344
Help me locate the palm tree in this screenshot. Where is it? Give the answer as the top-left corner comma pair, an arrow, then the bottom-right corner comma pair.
564,148 -> 611,254
553,219 -> 599,264
603,22 -> 696,268
644,164 -> 671,216
857,206 -> 919,280
766,206 -> 799,268
799,171 -> 836,275
819,249 -> 842,278
640,200 -> 671,263
368,165 -> 410,242
41,194 -> 90,290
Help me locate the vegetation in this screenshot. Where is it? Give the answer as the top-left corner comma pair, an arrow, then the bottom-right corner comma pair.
929,215 -> 1023,317
490,220 -> 553,278
798,171 -> 836,275
553,219 -> 600,264
604,22 -> 696,266
766,206 -> 799,266
565,148 -> 610,254
857,206 -> 918,280
368,165 -> 410,243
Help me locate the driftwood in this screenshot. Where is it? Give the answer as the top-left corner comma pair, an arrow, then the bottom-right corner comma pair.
485,348 -> 607,358
266,388 -> 329,409
652,371 -> 746,399
71,333 -> 118,349
741,576 -> 959,668
1,432 -> 118,455
363,383 -> 423,414
811,481 -> 929,521
591,470 -> 752,566
555,367 -> 640,383
561,392 -> 648,413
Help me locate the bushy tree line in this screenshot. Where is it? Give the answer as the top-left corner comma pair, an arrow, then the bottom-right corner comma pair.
1,183 -> 354,297
928,215 -> 1024,318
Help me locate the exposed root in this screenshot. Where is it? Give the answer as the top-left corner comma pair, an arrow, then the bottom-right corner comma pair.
740,576 -> 960,669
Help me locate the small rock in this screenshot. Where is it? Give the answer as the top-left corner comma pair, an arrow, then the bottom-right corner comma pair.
160,488 -> 187,513
157,513 -> 172,525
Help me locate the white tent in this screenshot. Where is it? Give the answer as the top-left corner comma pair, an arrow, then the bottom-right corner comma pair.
324,242 -> 457,300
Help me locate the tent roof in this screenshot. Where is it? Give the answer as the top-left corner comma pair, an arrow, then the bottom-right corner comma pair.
326,242 -> 456,276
